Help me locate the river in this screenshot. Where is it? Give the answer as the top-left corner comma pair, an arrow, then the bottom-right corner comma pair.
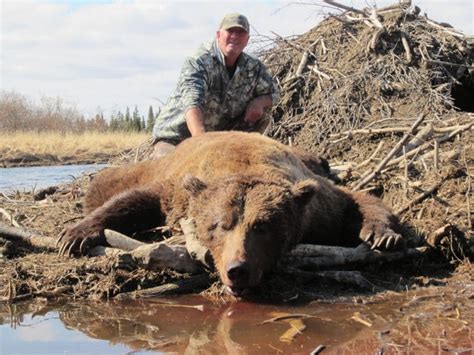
0,164 -> 107,193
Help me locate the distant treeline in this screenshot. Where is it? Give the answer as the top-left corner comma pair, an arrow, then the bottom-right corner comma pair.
0,90 -> 157,133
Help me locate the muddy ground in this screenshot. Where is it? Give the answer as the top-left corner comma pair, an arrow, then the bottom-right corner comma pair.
0,151 -> 114,168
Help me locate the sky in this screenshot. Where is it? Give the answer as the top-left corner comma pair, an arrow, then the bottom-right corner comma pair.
1,0 -> 473,119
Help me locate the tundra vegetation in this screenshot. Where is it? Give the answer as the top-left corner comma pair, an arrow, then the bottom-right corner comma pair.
0,90 -> 154,166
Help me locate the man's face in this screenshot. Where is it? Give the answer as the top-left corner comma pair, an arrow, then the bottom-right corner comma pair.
216,27 -> 249,59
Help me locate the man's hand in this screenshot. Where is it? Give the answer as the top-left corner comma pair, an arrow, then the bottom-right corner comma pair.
244,95 -> 273,124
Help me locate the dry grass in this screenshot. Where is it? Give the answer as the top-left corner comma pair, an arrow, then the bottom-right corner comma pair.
0,131 -> 150,166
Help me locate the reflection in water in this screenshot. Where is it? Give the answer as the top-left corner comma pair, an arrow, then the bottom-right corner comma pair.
1,290 -> 472,354
0,164 -> 107,192
0,297 -> 361,354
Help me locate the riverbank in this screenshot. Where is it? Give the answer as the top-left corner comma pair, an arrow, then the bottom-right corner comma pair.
0,131 -> 150,167
1,176 -> 473,353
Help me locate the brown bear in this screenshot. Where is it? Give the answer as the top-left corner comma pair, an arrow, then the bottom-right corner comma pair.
57,131 -> 405,296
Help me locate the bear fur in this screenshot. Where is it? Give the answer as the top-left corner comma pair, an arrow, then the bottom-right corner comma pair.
57,131 -> 404,296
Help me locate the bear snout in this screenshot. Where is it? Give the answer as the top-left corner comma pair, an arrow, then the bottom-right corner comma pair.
227,260 -> 250,287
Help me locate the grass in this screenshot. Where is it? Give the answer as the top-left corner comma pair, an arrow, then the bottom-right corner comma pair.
0,131 -> 150,164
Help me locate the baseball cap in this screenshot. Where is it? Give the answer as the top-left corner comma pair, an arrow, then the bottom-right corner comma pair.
219,13 -> 250,32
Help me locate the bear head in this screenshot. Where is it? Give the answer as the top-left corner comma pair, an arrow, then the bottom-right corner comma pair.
183,173 -> 317,297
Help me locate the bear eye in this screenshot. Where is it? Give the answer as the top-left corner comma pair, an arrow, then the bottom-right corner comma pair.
207,221 -> 218,231
252,221 -> 268,234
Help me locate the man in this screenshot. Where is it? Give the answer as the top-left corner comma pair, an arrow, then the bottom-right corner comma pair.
152,13 -> 279,158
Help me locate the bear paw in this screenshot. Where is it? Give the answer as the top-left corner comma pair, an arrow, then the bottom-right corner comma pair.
56,224 -> 105,257
361,229 -> 406,251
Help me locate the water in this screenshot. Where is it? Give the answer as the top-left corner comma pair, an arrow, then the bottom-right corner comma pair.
0,164 -> 107,193
0,296 -> 385,354
1,291 -> 471,354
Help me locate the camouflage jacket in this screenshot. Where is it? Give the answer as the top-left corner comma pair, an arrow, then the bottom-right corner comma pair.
152,39 -> 278,142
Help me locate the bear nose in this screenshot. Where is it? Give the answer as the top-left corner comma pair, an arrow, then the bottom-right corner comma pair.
227,260 -> 250,285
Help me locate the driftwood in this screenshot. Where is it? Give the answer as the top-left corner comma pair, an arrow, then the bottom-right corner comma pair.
0,208 -> 21,228
355,140 -> 385,169
329,123 -> 472,140
421,147 -> 460,163
395,123 -> 433,157
400,31 -> 412,62
104,229 -> 145,251
284,244 -> 430,269
114,273 -> 211,300
0,222 -> 56,250
354,114 -> 426,190
181,218 -> 213,269
425,19 -> 465,38
295,51 -> 309,77
92,228 -> 201,274
384,122 -> 473,169
322,0 -> 366,15
129,243 -> 202,274
0,285 -> 74,304
427,224 -> 465,247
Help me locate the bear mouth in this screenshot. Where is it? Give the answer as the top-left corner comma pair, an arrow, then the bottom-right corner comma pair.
226,286 -> 252,297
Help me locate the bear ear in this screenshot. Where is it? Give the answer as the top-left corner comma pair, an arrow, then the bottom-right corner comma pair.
291,179 -> 318,208
183,174 -> 207,197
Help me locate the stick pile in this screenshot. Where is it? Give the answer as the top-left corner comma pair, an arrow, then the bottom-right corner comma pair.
261,1 -> 473,151
261,1 -> 473,247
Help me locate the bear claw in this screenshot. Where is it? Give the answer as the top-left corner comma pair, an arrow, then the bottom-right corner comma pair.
56,227 -> 103,257
370,232 -> 406,251
361,228 -> 405,251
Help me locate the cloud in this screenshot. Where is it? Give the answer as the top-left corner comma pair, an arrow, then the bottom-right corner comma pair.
1,0 -> 472,118
16,320 -> 58,342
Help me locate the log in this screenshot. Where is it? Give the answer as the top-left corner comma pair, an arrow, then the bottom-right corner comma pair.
129,242 -> 202,274
88,245 -> 123,257
103,229 -> 145,251
427,60 -> 474,69
114,273 -> 211,300
284,244 -> 430,268
369,8 -> 384,29
0,222 -> 56,250
89,241 -> 202,274
425,19 -> 465,38
307,65 -> 332,80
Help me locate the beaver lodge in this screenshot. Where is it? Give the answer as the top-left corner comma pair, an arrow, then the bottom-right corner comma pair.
1,0 -> 473,319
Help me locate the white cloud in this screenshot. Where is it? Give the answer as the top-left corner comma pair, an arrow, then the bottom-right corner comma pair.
1,0 -> 472,119
16,320 -> 58,342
